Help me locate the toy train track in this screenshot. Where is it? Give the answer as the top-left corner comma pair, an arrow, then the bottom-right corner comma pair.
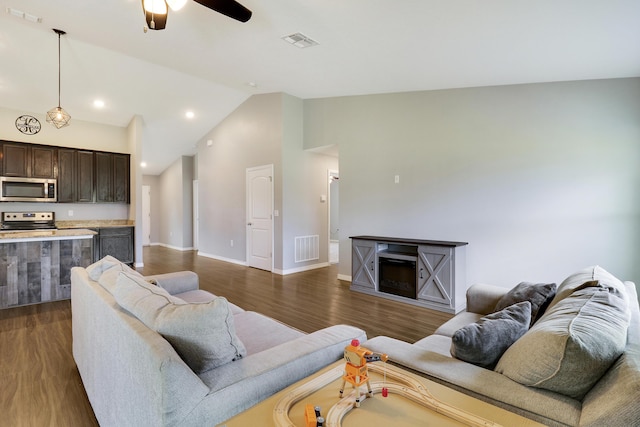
273,362 -> 501,427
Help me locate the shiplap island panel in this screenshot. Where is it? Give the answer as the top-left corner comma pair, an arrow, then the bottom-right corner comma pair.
0,229 -> 96,308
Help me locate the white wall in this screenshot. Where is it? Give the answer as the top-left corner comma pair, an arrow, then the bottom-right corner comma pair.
304,78 -> 640,287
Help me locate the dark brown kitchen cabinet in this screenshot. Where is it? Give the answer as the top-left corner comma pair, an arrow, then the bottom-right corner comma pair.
94,226 -> 134,266
96,152 -> 130,204
58,149 -> 95,203
1,140 -> 129,204
1,142 -> 57,178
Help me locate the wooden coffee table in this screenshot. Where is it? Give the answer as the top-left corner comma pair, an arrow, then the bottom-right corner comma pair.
217,360 -> 546,427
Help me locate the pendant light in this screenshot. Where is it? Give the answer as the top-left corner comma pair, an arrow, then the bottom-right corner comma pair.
46,29 -> 71,129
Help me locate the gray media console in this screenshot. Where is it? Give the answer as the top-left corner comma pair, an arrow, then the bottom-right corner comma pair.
350,236 -> 468,314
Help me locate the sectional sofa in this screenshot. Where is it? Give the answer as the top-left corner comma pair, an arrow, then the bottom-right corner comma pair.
365,265 -> 640,427
71,256 -> 366,427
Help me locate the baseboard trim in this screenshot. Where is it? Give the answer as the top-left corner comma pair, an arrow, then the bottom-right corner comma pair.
197,251 -> 247,266
337,274 -> 352,282
274,262 -> 330,276
154,243 -> 194,251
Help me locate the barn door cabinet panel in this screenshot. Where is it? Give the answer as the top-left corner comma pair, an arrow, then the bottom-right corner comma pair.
351,239 -> 378,292
1,142 -> 57,179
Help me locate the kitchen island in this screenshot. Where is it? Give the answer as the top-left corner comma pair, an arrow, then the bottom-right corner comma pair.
0,229 -> 96,309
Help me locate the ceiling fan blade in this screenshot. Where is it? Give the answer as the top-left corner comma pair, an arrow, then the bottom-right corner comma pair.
193,0 -> 252,23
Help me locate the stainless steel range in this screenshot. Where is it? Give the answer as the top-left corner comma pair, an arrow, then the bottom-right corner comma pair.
1,211 -> 56,231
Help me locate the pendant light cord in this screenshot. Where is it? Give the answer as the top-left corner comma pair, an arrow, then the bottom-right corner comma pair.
57,31 -> 61,108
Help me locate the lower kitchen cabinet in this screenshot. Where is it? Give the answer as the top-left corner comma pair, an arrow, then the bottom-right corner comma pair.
94,226 -> 134,265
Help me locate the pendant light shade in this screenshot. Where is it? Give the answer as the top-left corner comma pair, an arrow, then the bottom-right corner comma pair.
46,29 -> 71,129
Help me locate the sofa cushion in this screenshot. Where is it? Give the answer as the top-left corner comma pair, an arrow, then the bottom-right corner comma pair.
494,281 -> 556,326
495,281 -> 630,399
450,301 -> 531,369
86,255 -> 135,281
114,271 -> 246,373
548,265 -> 628,311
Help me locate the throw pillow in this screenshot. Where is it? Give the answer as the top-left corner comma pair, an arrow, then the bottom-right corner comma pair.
114,271 -> 246,373
494,282 -> 557,326
495,282 -> 630,399
450,301 -> 531,369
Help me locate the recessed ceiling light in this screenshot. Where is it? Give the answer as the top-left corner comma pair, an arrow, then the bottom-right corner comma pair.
247,82 -> 257,88
93,99 -> 105,108
282,32 -> 318,48
140,162 -> 147,168
185,111 -> 195,119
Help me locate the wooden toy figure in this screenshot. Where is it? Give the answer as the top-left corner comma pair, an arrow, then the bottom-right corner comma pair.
339,339 -> 388,407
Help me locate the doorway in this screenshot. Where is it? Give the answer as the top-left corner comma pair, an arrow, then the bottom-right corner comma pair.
246,164 -> 274,271
193,180 -> 199,251
328,170 -> 339,264
142,185 -> 151,246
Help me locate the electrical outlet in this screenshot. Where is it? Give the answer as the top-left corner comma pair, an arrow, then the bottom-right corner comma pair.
230,240 -> 234,247
68,210 -> 74,217
394,175 -> 400,184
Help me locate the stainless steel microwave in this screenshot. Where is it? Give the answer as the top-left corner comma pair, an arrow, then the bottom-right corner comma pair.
0,177 -> 57,202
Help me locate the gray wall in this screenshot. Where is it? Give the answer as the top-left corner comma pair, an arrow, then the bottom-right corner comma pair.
194,93 -> 337,272
304,78 -> 640,287
156,156 -> 194,250
196,93 -> 283,264
281,94 -> 339,271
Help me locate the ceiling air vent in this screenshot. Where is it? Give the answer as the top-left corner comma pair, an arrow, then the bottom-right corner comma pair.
281,32 -> 318,49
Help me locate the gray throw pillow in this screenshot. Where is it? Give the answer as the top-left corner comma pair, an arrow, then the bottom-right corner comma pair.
114,271 -> 246,373
495,282 -> 630,399
450,301 -> 531,369
494,281 -> 556,327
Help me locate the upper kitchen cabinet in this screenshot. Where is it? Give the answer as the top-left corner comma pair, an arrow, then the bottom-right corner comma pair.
58,149 -> 95,203
1,142 -> 57,179
96,152 -> 130,204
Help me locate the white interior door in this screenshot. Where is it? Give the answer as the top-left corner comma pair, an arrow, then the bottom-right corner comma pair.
246,165 -> 273,271
142,185 -> 151,246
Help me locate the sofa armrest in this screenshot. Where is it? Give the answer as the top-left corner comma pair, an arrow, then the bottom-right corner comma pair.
466,283 -> 508,314
144,271 -> 199,295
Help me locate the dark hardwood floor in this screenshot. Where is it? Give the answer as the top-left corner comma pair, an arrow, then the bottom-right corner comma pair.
0,246 -> 452,426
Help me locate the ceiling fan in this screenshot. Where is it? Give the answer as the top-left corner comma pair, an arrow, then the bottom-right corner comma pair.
142,0 -> 252,31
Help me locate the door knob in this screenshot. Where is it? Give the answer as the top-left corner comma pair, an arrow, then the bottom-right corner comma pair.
247,222 -> 252,226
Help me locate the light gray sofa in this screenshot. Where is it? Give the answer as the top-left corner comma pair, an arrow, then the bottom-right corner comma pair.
71,257 -> 366,427
365,266 -> 640,427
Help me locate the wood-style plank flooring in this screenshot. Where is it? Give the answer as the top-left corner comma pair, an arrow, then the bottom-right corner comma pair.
0,246 -> 452,426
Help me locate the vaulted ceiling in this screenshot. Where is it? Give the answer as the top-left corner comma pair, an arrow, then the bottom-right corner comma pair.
1,0 -> 639,174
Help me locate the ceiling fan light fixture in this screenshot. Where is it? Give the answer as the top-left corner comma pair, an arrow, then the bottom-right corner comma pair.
166,0 -> 187,11
143,0 -> 168,14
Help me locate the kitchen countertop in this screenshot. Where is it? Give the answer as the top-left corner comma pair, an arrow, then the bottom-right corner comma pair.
0,228 -> 97,243
56,220 -> 135,229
